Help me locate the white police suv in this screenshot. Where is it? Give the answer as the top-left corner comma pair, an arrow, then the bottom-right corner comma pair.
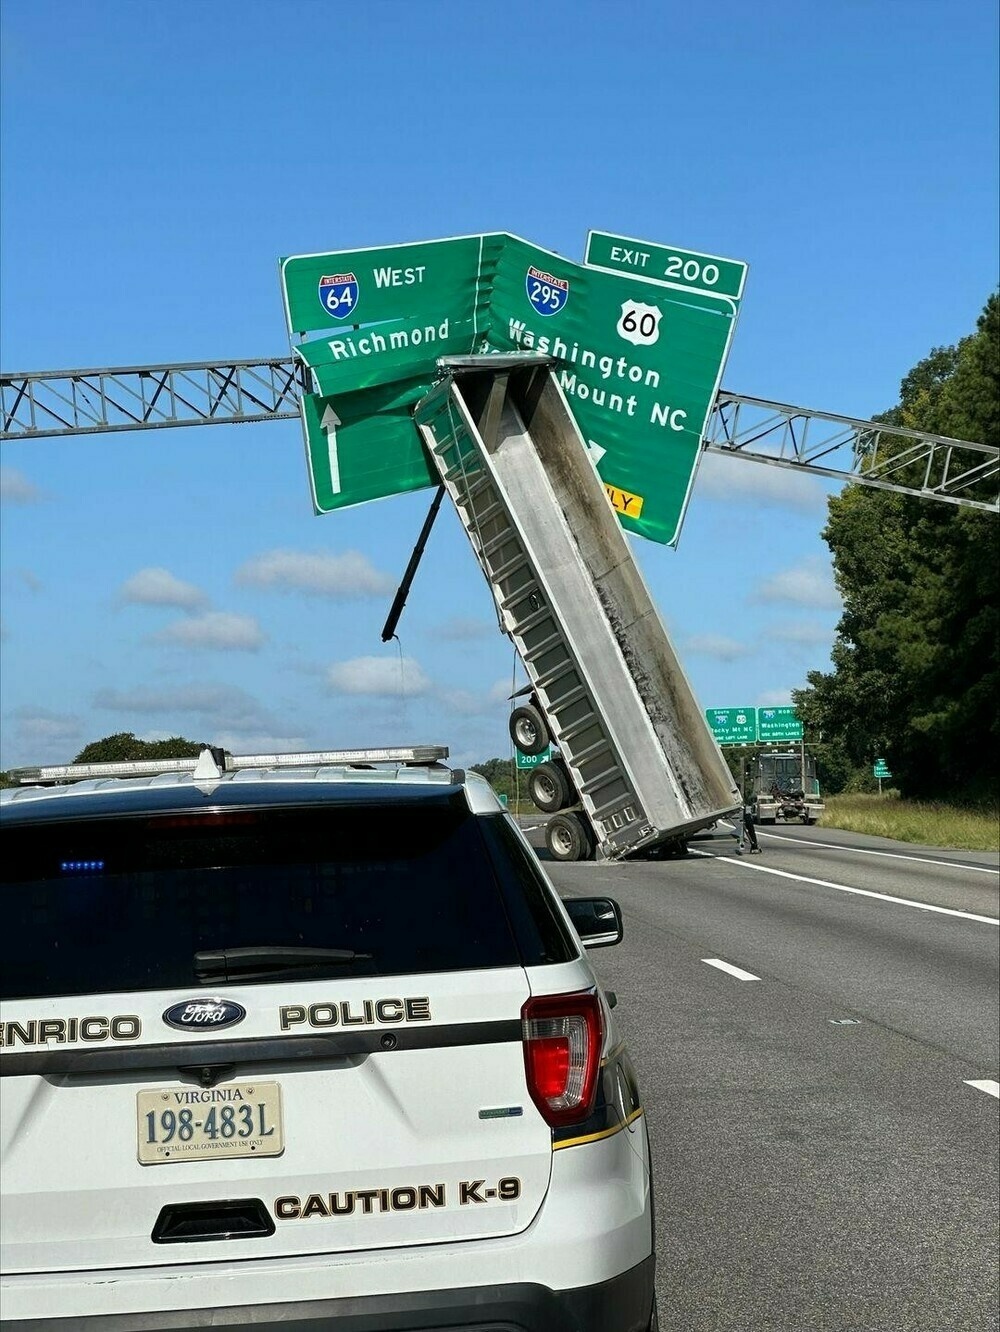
0,746 -> 655,1331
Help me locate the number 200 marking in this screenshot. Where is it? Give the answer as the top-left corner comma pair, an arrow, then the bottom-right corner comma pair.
664,256 -> 720,287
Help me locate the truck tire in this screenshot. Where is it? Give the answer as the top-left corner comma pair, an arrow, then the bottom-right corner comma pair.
545,812 -> 594,862
509,704 -> 549,756
528,760 -> 572,813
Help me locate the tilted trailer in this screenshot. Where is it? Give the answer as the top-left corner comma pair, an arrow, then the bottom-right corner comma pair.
414,355 -> 741,862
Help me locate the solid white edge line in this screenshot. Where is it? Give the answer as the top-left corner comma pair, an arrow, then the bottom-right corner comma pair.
755,829 -> 999,875
964,1076 -> 1000,1097
713,820 -> 996,873
702,958 -> 761,981
690,848 -> 1000,925
964,1079 -> 1000,1099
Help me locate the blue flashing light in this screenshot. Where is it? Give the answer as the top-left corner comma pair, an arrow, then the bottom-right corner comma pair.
60,860 -> 105,873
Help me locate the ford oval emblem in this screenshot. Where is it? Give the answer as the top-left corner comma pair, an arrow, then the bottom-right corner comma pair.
162,998 -> 246,1031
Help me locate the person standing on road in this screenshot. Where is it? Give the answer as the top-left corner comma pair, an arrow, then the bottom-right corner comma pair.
742,802 -> 761,853
736,770 -> 761,854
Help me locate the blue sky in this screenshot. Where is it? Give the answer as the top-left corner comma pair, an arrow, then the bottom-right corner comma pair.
1,0 -> 997,769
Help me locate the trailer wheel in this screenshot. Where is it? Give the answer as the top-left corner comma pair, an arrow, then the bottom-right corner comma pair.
528,760 -> 571,813
546,813 -> 594,862
509,704 -> 549,756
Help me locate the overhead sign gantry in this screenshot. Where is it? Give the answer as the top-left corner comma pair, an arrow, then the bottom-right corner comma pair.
2,227 -> 997,518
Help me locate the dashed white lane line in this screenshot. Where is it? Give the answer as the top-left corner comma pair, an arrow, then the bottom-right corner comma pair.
702,958 -> 760,981
964,1079 -> 1000,1099
690,848 -> 1000,925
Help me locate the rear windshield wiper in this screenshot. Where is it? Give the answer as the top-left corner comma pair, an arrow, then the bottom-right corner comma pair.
194,946 -> 373,984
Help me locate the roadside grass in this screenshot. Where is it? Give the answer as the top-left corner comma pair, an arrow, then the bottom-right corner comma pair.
820,794 -> 999,852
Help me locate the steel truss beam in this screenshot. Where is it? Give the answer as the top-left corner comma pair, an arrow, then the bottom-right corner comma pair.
705,391 -> 997,513
1,358 -> 307,439
2,361 -> 997,513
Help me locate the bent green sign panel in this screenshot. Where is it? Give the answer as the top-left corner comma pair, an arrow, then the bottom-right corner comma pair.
280,230 -> 746,545
487,235 -> 737,544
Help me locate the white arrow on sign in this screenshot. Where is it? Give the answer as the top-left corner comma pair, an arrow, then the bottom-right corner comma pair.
586,438 -> 607,466
321,404 -> 342,495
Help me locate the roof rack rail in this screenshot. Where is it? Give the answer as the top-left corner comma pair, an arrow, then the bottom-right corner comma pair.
9,745 -> 451,786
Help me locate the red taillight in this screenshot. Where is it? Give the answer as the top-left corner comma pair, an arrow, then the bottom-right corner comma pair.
521,990 -> 603,1127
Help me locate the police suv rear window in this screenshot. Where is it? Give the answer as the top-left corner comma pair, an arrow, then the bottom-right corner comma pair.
2,803 -> 534,1000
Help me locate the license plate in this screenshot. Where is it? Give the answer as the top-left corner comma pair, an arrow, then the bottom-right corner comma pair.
136,1081 -> 284,1165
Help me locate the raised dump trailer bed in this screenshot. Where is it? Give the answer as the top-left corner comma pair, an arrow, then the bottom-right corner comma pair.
415,355 -> 740,861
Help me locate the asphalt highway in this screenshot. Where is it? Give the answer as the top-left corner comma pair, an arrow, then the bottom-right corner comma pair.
526,821 -> 1000,1332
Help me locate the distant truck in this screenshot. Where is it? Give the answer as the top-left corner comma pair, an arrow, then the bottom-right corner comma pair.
746,750 -> 824,825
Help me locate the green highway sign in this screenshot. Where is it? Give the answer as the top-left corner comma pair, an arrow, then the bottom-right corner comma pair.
282,234 -> 497,518
873,759 -> 892,778
515,746 -> 553,769
300,383 -> 437,513
281,234 -> 488,340
706,707 -> 757,744
281,231 -> 744,543
585,229 -> 748,304
488,234 -> 740,544
758,707 -> 804,742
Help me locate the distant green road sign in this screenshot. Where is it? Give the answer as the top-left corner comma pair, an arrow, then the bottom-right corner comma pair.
515,746 -> 553,769
873,759 -> 892,778
585,229 -> 748,304
706,707 -> 757,744
758,707 -> 804,742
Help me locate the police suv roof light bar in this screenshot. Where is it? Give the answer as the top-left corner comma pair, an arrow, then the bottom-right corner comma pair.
10,745 -> 450,785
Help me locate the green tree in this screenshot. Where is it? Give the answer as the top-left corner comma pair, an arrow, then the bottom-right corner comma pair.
470,756 -> 519,805
793,295 -> 999,801
74,733 -> 205,763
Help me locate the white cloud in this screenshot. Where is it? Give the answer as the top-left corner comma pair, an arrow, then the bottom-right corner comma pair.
94,683 -> 265,721
489,678 -> 515,703
0,467 -> 43,505
92,684 -> 298,752
209,728 -> 310,754
755,689 -> 799,708
684,633 -> 752,661
152,612 -> 265,651
327,655 -> 431,697
236,549 -> 394,599
436,616 -> 495,641
770,622 -> 834,646
119,567 -> 208,611
2,707 -> 84,767
755,559 -> 841,609
437,678 -> 515,716
695,453 -> 828,512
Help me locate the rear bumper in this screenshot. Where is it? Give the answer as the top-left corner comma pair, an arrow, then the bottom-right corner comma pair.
1,1256 -> 655,1331
2,1118 -> 652,1328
